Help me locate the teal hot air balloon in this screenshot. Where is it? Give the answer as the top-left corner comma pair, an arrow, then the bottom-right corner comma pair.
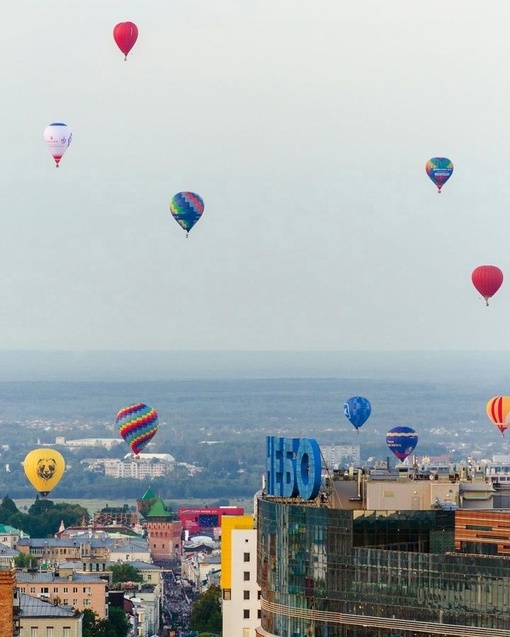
425,157 -> 453,193
116,403 -> 159,456
343,396 -> 371,434
169,191 -> 205,237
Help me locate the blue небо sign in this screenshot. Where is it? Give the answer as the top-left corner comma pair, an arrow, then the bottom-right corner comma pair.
266,436 -> 322,500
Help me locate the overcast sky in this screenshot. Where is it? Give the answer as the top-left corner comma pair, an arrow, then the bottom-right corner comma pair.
2,1 -> 510,351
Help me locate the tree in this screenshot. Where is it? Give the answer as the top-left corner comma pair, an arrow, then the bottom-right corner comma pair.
94,618 -> 117,637
82,607 -> 127,637
82,608 -> 98,637
108,607 -> 131,637
0,495 -> 18,523
111,563 -> 143,585
189,585 -> 222,635
14,552 -> 36,569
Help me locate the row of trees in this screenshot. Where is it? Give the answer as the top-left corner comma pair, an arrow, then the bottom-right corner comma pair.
0,495 -> 88,537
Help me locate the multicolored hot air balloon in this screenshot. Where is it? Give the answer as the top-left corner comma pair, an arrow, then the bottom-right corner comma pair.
425,157 -> 454,193
43,122 -> 72,168
472,265 -> 504,306
23,448 -> 66,497
113,22 -> 139,60
386,426 -> 418,462
169,192 -> 205,237
117,403 -> 159,456
486,396 -> 510,436
343,396 -> 371,433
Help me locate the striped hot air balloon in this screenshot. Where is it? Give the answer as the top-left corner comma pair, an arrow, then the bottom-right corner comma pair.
486,396 -> 510,436
116,403 -> 159,456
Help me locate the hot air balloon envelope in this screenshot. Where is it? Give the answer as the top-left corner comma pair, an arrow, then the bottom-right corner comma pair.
486,396 -> 510,436
117,403 -> 159,456
23,449 -> 66,497
425,157 -> 453,192
386,426 -> 418,462
113,22 -> 139,59
43,123 -> 72,167
472,265 -> 503,306
343,396 -> 371,431
170,192 -> 205,236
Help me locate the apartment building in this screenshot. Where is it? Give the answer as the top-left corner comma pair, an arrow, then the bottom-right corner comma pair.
19,593 -> 82,637
221,515 -> 260,637
16,570 -> 107,618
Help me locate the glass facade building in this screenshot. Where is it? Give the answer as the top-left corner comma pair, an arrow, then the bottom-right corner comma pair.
257,498 -> 510,637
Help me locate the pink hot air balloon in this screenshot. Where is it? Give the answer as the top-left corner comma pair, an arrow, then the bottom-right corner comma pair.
113,22 -> 139,60
472,265 -> 504,306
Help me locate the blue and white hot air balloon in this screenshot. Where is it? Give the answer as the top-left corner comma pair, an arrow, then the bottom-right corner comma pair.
343,396 -> 371,434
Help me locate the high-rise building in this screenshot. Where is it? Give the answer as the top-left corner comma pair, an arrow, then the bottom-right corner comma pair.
221,515 -> 260,637
256,435 -> 510,636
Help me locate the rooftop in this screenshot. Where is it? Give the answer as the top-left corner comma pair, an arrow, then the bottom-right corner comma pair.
20,593 -> 80,618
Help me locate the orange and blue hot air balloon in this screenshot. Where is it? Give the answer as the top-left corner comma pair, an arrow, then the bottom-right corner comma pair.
343,396 -> 371,434
117,403 -> 159,456
425,157 -> 453,193
486,396 -> 510,436
386,426 -> 418,462
170,192 -> 205,237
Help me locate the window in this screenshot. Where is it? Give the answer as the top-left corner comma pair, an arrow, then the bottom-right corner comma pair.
41,587 -> 49,594
243,609 -> 250,619
53,587 -> 59,593
30,628 -> 38,637
64,599 -> 68,605
258,609 -> 261,619
46,628 -> 54,637
243,630 -> 250,637
83,587 -> 91,594
243,590 -> 250,600
147,575 -> 151,580
72,587 -> 78,593
73,599 -> 78,606
63,587 -> 69,593
30,587 -> 35,593
243,571 -> 250,581
257,590 -> 261,599
83,599 -> 91,606
63,629 -> 71,637
243,552 -> 250,562
223,589 -> 231,600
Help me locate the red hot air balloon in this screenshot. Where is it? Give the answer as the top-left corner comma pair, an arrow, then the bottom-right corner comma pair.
113,22 -> 139,60
472,265 -> 504,306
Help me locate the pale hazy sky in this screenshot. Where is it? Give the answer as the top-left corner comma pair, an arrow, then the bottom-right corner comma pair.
2,1 -> 510,351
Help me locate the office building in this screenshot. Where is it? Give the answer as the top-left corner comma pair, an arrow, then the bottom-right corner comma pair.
256,436 -> 510,636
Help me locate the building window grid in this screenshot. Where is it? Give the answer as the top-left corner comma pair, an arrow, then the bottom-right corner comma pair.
258,500 -> 510,635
